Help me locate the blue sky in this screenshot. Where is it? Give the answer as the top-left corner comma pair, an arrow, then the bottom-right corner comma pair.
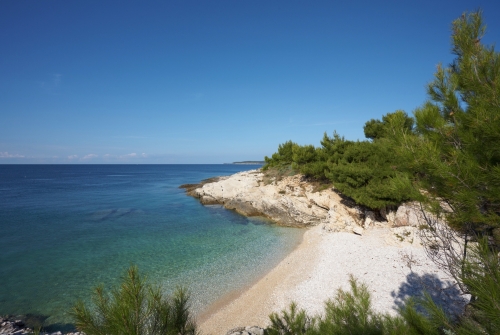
1,1 -> 499,164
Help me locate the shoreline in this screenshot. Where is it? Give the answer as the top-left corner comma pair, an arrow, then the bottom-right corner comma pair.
186,170 -> 468,334
198,225 -> 318,334
197,226 -> 306,324
198,224 -> 468,335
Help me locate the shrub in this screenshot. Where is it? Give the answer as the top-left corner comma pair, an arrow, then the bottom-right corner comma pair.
71,266 -> 198,335
263,141 -> 297,170
266,275 -> 409,335
263,129 -> 418,210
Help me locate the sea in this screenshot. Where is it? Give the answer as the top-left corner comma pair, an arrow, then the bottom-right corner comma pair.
0,164 -> 303,330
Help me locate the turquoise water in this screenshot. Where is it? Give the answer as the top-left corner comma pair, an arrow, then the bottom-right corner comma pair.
0,165 -> 302,329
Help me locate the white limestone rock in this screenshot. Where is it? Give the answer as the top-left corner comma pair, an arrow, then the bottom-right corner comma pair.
353,226 -> 364,235
187,171 -> 444,237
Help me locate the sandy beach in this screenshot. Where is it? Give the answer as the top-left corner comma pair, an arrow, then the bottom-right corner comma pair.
199,224 -> 467,335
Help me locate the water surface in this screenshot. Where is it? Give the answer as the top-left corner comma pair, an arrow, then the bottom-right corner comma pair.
0,164 -> 302,328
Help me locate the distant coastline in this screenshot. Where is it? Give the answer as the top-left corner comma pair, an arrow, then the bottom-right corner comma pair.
224,161 -> 264,165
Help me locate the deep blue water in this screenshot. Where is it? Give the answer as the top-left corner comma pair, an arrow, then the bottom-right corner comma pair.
0,165 -> 302,328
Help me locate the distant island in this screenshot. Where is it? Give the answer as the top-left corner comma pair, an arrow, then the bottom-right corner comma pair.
225,161 -> 265,165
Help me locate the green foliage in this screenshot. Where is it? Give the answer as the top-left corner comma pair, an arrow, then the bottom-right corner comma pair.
263,128 -> 418,209
389,11 -> 500,334
392,10 -> 500,233
292,145 -> 318,167
267,302 -> 311,335
398,237 -> 500,335
266,247 -> 499,335
266,275 -> 409,335
454,238 -> 500,334
313,275 -> 408,335
263,10 -> 500,332
291,144 -> 327,181
324,139 -> 417,209
71,266 -> 197,335
264,141 -> 296,170
364,110 -> 414,140
363,119 -> 386,141
398,295 -> 452,335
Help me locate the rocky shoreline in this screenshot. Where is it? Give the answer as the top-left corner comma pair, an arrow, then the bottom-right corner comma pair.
0,317 -> 82,335
181,170 -> 467,334
181,169 -> 428,246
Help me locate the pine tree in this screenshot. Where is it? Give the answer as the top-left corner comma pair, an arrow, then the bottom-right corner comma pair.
71,266 -> 198,335
394,10 -> 500,235
364,110 -> 414,141
388,10 -> 500,332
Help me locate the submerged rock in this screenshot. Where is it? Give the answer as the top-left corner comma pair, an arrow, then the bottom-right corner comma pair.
0,316 -> 84,335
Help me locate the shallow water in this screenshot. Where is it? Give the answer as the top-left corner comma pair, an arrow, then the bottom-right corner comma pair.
0,165 -> 302,329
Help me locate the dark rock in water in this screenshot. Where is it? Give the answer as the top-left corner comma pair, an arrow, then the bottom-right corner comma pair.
91,208 -> 141,221
0,317 -> 29,335
0,315 -> 83,335
178,183 -> 201,193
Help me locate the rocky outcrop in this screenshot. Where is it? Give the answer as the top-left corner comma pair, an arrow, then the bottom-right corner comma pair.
0,318 -> 29,335
389,202 -> 426,227
181,169 -> 437,240
183,170 -> 379,232
0,317 -> 83,335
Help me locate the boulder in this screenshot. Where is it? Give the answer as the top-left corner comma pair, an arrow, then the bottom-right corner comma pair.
364,211 -> 376,228
353,226 -> 364,235
393,202 -> 424,227
380,206 -> 396,226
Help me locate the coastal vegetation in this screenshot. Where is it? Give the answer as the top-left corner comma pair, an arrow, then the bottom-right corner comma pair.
71,266 -> 197,335
70,237 -> 498,335
264,8 -> 500,270
267,237 -> 499,335
266,275 -> 409,335
263,9 -> 500,334
262,110 -> 418,210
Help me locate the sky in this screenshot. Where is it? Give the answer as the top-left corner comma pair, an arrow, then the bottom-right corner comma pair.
1,0 -> 499,164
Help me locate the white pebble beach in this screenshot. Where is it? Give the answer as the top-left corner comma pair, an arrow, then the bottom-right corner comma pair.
198,224 -> 467,335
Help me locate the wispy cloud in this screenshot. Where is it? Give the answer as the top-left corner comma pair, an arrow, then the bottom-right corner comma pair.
0,152 -> 25,158
82,154 -> 98,160
65,153 -> 148,161
116,152 -> 148,159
